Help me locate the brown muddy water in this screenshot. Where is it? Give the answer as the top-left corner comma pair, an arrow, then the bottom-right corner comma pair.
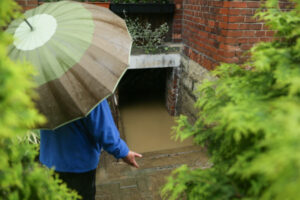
119,99 -> 194,153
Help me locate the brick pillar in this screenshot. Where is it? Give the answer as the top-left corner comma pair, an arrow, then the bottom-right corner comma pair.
15,0 -> 38,11
166,68 -> 181,116
181,0 -> 293,70
172,0 -> 183,42
217,1 -> 274,64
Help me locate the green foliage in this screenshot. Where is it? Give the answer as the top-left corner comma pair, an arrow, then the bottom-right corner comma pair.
18,130 -> 40,145
125,16 -> 169,53
0,1 -> 79,199
162,0 -> 300,199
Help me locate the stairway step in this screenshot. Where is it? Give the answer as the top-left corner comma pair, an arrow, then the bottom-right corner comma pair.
96,146 -> 210,200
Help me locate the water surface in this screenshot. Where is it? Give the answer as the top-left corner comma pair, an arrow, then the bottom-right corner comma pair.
120,99 -> 194,153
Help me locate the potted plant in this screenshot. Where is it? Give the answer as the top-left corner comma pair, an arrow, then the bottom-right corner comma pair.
125,15 -> 174,54
110,0 -> 174,14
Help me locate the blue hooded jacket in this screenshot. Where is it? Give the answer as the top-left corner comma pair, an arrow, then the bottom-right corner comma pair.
40,100 -> 129,173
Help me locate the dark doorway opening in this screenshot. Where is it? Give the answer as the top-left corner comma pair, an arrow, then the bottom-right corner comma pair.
118,68 -> 170,106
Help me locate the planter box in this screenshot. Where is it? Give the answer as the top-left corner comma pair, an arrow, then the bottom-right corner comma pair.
110,3 -> 175,14
86,2 -> 110,8
129,53 -> 180,69
129,44 -> 182,69
38,1 -> 110,8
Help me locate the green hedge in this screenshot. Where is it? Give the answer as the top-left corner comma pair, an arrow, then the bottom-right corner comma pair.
162,0 -> 300,199
0,1 -> 79,199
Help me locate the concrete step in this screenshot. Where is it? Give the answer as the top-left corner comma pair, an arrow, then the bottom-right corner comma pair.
95,146 -> 210,200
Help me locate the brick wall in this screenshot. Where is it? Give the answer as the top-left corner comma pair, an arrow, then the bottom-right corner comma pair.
177,0 -> 292,118
178,0 -> 269,118
180,0 -> 293,70
182,0 -> 264,70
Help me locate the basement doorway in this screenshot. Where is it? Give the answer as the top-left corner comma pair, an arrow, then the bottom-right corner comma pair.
116,68 -> 193,153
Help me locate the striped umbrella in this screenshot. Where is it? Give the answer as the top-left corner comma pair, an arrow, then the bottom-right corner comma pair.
6,1 -> 132,129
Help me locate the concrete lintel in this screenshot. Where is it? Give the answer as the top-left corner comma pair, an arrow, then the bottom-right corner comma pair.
129,53 -> 181,69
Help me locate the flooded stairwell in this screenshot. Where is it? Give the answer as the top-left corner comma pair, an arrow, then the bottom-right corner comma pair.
95,67 -> 210,199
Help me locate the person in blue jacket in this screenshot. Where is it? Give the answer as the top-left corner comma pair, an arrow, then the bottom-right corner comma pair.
40,99 -> 142,200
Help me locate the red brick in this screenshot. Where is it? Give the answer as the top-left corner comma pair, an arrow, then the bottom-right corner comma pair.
224,2 -> 247,8
228,8 -> 242,15
172,33 -> 182,39
260,38 -> 274,42
220,43 -> 240,51
248,38 -> 260,43
173,14 -> 183,20
219,8 -> 228,14
24,5 -> 36,10
224,37 -> 237,43
227,23 -> 240,30
239,23 -> 262,30
221,16 -> 229,22
228,8 -> 254,16
27,0 -> 38,4
221,30 -> 228,36
240,44 -> 253,51
218,50 -> 236,57
208,20 -> 215,27
176,3 -> 182,9
243,30 -> 256,37
205,26 -> 212,32
185,10 -> 194,16
255,31 -> 266,37
226,30 -> 244,37
212,1 -> 223,7
228,16 -> 245,23
219,22 -> 228,29
195,18 -> 205,24
237,38 -> 248,43
247,2 -> 261,8
209,34 -> 218,40
216,15 -> 227,22
220,56 -> 239,63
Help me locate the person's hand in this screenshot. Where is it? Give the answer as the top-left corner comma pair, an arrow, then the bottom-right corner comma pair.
122,150 -> 142,168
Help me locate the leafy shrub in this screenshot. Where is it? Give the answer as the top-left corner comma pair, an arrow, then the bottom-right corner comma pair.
162,0 -> 300,199
125,16 -> 169,53
0,1 -> 79,199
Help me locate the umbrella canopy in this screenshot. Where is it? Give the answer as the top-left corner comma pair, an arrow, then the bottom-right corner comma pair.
6,1 -> 132,129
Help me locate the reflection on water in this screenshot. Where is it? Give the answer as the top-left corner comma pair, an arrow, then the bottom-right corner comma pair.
120,99 -> 194,153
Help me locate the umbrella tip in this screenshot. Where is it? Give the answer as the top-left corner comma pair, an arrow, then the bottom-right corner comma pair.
24,18 -> 34,31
